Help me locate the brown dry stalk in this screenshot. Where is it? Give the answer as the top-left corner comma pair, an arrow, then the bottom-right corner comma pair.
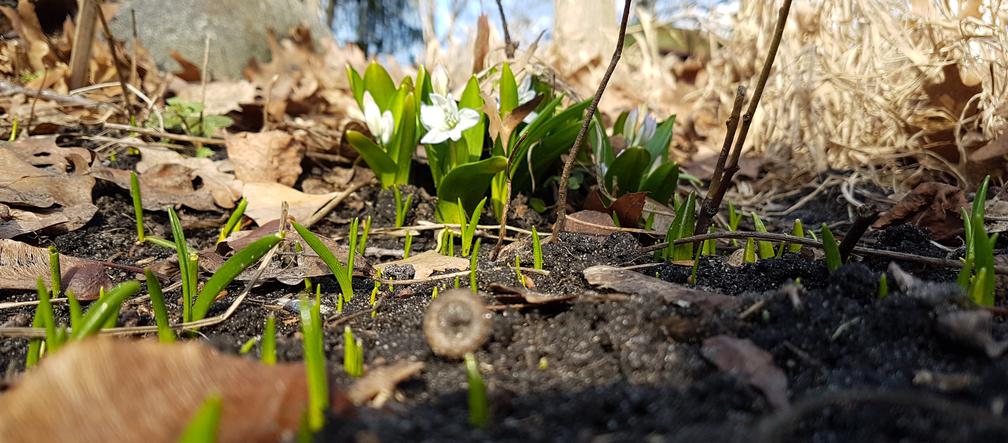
495,0 -> 516,58
94,1 -> 134,121
694,0 -> 793,237
552,0 -> 633,238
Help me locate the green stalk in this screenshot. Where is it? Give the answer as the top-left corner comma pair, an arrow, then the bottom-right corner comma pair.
404,231 -> 413,259
178,394 -> 223,443
66,290 -> 82,331
301,293 -> 328,431
514,255 -> 525,287
465,352 -> 489,428
217,197 -> 248,243
144,269 -> 175,343
25,308 -> 43,368
789,219 -> 804,253
292,222 -> 354,303
130,171 -> 145,243
73,280 -> 141,339
36,278 -> 59,352
187,252 -> 199,317
877,273 -> 889,299
343,326 -> 359,377
470,238 -> 481,293
169,207 -> 192,323
821,224 -> 841,272
751,213 -> 775,259
191,231 -> 285,322
743,238 -> 757,264
347,218 -> 359,281
394,187 -> 413,228
460,197 -> 486,257
531,227 -> 542,270
262,315 -> 276,365
358,216 -> 372,255
48,246 -> 61,296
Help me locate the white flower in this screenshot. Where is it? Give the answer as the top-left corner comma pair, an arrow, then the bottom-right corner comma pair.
623,107 -> 657,148
431,65 -> 450,96
420,93 -> 480,144
362,91 -> 394,145
517,74 -> 536,105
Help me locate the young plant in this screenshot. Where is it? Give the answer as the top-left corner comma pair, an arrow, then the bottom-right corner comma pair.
743,238 -> 757,264
148,97 -> 233,140
343,326 -> 364,378
751,213 -> 775,259
594,107 -> 679,206
431,286 -> 439,300
178,394 -> 223,443
292,221 -> 354,303
531,227 -> 543,270
959,176 -> 997,306
403,231 -> 413,259
877,273 -> 889,299
662,193 -> 697,261
66,290 -> 82,331
470,238 -> 481,293
217,197 -> 248,243
169,207 -> 195,323
701,227 -> 717,256
393,187 -> 413,228
357,216 -> 372,255
262,314 -> 276,365
190,231 -> 285,322
25,309 -> 43,368
347,218 -> 359,278
727,201 -> 742,246
48,246 -> 61,296
144,269 -> 175,343
514,255 -> 526,287
300,293 -> 328,431
73,280 -> 141,339
459,197 -> 486,257
465,352 -> 489,428
130,172 -> 145,244
35,278 -> 62,353
820,224 -> 841,272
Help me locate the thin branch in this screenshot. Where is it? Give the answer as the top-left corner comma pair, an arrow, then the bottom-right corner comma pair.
495,0 -> 516,58
838,204 -> 880,262
695,85 -> 746,235
0,80 -> 113,109
552,0 -> 633,238
95,2 -> 135,121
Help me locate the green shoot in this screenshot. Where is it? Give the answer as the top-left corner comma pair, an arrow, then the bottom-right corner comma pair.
358,216 -> 372,255
820,224 -> 841,272
343,326 -> 364,378
531,227 -> 543,270
470,238 -> 481,293
663,192 -> 697,261
191,231 -> 285,321
459,197 -> 486,257
403,231 -> 413,259
187,252 -> 199,318
751,213 -> 775,259
877,273 -> 889,299
66,290 -> 82,330
432,286 -> 439,300
300,293 -> 328,431
369,276 -> 380,318
728,201 -> 742,246
292,222 -> 354,303
393,187 -> 413,228
701,227 -> 716,256
144,269 -> 174,343
35,278 -> 60,353
347,218 -> 359,281
25,309 -> 42,368
217,197 -> 248,243
262,314 -> 276,365
969,212 -> 997,306
743,238 -> 757,264
644,212 -> 655,231
178,394 -> 223,443
789,219 -> 804,253
454,275 -> 460,288
169,207 -> 193,323
448,231 -> 455,256
239,337 -> 258,354
48,246 -> 61,296
73,280 -> 141,339
8,117 -> 17,141
465,352 -> 489,428
130,171 -> 145,243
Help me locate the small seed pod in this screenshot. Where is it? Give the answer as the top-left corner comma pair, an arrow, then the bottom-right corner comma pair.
423,289 -> 492,359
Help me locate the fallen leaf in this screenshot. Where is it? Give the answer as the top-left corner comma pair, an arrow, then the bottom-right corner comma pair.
375,250 -> 469,281
0,338 -> 350,443
563,210 -> 619,235
701,335 -> 790,409
347,361 -> 424,406
0,239 -> 114,300
583,265 -> 741,310
936,310 -> 1008,359
471,14 -> 490,74
0,137 -> 96,238
175,80 -> 256,115
487,283 -> 577,305
242,182 -> 338,226
225,130 -> 305,187
872,182 -> 967,242
583,190 -> 647,228
136,147 -> 241,209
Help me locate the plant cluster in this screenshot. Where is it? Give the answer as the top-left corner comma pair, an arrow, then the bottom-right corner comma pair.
959,176 -> 997,306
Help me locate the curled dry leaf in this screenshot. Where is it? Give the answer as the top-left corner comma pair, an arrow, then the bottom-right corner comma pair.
872,182 -> 967,242
0,239 -> 112,300
374,250 -> 469,281
701,335 -> 790,409
0,338 -> 350,443
225,130 -> 306,187
347,360 -> 424,407
0,137 -> 96,238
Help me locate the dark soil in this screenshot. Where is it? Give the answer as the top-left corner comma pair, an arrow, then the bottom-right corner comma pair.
2,181 -> 1007,443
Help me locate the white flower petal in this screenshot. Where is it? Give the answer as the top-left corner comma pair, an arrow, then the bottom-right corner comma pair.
431,66 -> 449,96
380,111 -> 394,144
455,108 -> 481,132
430,93 -> 451,109
420,104 -> 446,131
421,129 -> 450,144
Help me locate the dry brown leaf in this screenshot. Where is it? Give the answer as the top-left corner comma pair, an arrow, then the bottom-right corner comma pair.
563,210 -> 619,236
0,338 -> 351,443
583,265 -> 741,310
872,182 -> 966,242
375,250 -> 469,281
242,182 -> 337,226
472,14 -> 490,75
110,146 -> 243,211
347,361 -> 424,406
225,130 -> 305,187
0,239 -> 114,300
175,80 -> 257,115
0,137 -> 96,238
701,335 -> 790,409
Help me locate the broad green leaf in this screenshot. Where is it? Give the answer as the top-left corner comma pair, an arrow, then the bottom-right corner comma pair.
363,61 -> 396,110
612,111 -> 630,136
459,77 -> 486,162
499,63 -> 519,115
391,93 -> 417,185
821,224 -> 841,272
604,148 -> 650,196
346,66 -> 365,107
639,162 -> 679,205
346,130 -> 398,186
644,116 -> 676,170
437,156 -> 507,223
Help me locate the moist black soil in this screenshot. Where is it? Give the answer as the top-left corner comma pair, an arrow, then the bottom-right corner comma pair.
2,182 -> 1007,443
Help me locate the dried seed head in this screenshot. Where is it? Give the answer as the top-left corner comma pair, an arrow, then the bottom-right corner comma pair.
423,289 -> 491,359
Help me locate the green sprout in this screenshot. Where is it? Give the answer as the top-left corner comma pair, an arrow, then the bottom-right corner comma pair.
459,197 -> 486,258
743,237 -> 757,264
663,193 -> 696,261
348,218 -> 360,280
432,286 -> 439,300
73,280 -> 141,339
66,290 -> 82,331
789,219 -> 805,253
144,269 -> 175,343
300,293 -> 328,431
465,352 -> 489,428
169,207 -> 195,323
701,227 -> 717,256
514,255 -> 526,287
25,308 -> 43,368
217,197 -> 248,243
178,393 -> 223,443
751,213 -> 775,259
48,246 -> 61,296
470,238 -> 481,293
877,273 -> 889,299
727,201 -> 742,246
292,221 -> 354,303
820,224 -> 841,272
191,231 -> 285,322
959,176 -> 996,306
343,326 -> 364,378
531,227 -> 543,270
403,231 -> 413,259
130,172 -> 145,244
393,187 -> 413,228
369,276 -> 379,318
35,278 -> 61,353
262,314 -> 276,365
336,292 -> 344,314
358,216 -> 372,255
7,117 -> 18,141
150,97 -> 233,139
239,337 -> 258,355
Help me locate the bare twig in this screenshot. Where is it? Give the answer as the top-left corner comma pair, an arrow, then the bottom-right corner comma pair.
552,0 -> 633,238
304,180 -> 368,228
695,86 -> 746,235
0,80 -> 113,109
95,2 -> 135,121
102,122 -> 225,145
838,204 -> 880,262
495,0 -> 516,58
68,0 -> 99,89
25,69 -> 48,136
694,0 -> 793,237
129,9 -> 139,87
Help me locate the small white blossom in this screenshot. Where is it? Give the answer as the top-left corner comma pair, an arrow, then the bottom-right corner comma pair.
623,107 -> 657,148
517,74 -> 536,105
431,65 -> 450,96
362,91 -> 394,145
420,93 -> 480,144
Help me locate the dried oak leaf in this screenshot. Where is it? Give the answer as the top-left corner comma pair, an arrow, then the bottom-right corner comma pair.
225,130 -> 305,187
0,239 -> 111,300
563,210 -> 619,236
701,335 -> 790,409
0,338 -> 351,443
174,80 -> 256,115
873,182 -> 967,242
242,181 -> 338,226
0,137 -> 96,238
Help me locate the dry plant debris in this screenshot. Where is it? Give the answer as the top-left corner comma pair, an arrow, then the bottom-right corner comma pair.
701,335 -> 790,410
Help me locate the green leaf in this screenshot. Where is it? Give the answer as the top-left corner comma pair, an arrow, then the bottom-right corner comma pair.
673,193 -> 696,260
612,111 -> 630,136
292,222 -> 354,304
643,116 -> 675,169
499,63 -> 519,115
972,175 -> 990,222
346,130 -> 398,186
363,61 -> 396,109
437,156 -> 508,223
168,207 -> 192,323
461,197 -> 487,257
346,66 -> 365,107
972,212 -> 996,306
821,224 -> 841,272
262,315 -> 277,365
301,295 -> 328,431
391,93 -> 417,185
743,238 -> 757,263
191,232 -> 285,322
604,148 -> 650,196
751,213 -> 775,259
639,162 -> 679,205
789,219 -> 804,253
144,269 -> 175,343
459,77 -> 486,162
178,394 -> 223,443
74,280 -> 141,339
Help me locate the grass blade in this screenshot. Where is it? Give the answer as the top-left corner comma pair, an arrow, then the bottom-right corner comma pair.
821,224 -> 841,272
465,352 -> 489,428
301,294 -> 328,431
531,227 -> 542,270
191,231 -> 284,321
751,213 -> 775,259
130,171 -> 145,243
48,246 -> 61,296
217,197 -> 248,243
470,238 -> 481,293
73,280 -> 141,339
262,314 -> 276,365
144,269 -> 175,343
168,207 -> 192,322
66,290 -> 82,330
292,222 -> 354,303
178,394 -> 223,443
